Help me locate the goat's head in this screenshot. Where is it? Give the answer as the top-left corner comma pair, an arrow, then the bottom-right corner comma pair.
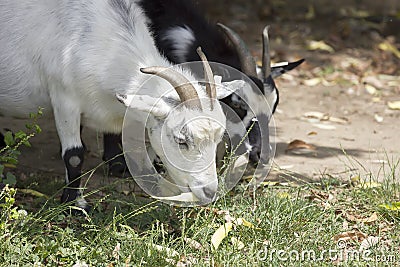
118,48 -> 241,204
217,24 -> 304,166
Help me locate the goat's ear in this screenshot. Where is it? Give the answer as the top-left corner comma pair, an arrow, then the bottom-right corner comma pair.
270,59 -> 305,79
215,79 -> 245,99
116,94 -> 171,117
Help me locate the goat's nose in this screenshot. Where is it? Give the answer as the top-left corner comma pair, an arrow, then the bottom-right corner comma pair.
203,185 -> 217,200
190,181 -> 218,205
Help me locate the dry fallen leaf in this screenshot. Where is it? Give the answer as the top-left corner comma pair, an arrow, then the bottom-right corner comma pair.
306,190 -> 335,209
379,202 -> 400,211
307,131 -> 318,136
210,215 -> 262,250
72,261 -> 89,267
235,218 -> 261,230
277,192 -> 290,199
260,181 -> 279,186
378,74 -> 400,81
350,175 -> 360,186
112,243 -> 121,260
303,112 -> 348,124
303,111 -> 328,121
362,213 -> 379,224
230,237 -> 245,250
286,139 -> 316,154
344,212 -> 378,224
18,188 -> 49,199
303,77 -> 323,86
374,114 -> 384,123
308,40 -> 335,53
342,219 -> 349,230
3,163 -> 16,168
368,159 -> 388,164
333,230 -> 367,243
305,190 -> 334,201
365,84 -> 377,95
378,41 -> 400,59
184,238 -> 203,251
359,236 -> 379,251
362,76 -> 384,89
260,181 -> 291,187
305,4 -> 315,20
211,222 -> 233,250
278,165 -> 294,170
151,244 -> 180,258
125,255 -> 131,266
154,192 -> 199,202
356,181 -> 382,189
388,101 -> 400,110
328,117 -> 349,124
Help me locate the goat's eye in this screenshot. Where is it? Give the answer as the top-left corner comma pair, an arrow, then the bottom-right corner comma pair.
174,136 -> 188,149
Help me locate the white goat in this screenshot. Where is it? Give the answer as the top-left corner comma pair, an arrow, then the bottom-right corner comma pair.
0,0 -> 242,208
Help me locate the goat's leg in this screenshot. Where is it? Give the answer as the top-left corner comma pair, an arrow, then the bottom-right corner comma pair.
103,133 -> 128,177
0,131 -> 5,148
50,89 -> 89,211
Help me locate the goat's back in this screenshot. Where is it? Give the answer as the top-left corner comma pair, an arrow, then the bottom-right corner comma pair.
0,0 -> 168,121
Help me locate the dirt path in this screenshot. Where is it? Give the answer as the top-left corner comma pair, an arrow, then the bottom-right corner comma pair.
272,75 -> 399,183
204,0 -> 400,183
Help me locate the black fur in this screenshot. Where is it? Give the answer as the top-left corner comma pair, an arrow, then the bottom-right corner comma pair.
61,146 -> 86,206
247,121 -> 261,166
137,0 -> 251,117
0,132 -> 5,148
138,0 -> 241,68
103,133 -> 129,176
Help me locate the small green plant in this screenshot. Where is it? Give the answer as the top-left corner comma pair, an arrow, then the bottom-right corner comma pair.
0,109 -> 42,186
0,185 -> 28,233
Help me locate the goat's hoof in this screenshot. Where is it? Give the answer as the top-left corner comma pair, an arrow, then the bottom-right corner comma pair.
61,188 -> 91,215
106,158 -> 130,178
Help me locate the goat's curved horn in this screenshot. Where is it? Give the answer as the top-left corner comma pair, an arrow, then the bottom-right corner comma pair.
196,47 -> 216,110
140,67 -> 202,110
262,25 -> 271,80
217,23 -> 257,77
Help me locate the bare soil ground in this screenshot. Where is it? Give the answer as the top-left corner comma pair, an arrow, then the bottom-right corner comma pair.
1,1 -> 399,198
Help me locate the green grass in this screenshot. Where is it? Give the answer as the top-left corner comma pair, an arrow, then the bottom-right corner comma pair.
1,159 -> 400,267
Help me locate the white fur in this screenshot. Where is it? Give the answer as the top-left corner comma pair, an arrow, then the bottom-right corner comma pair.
0,0 -> 239,203
162,25 -> 196,62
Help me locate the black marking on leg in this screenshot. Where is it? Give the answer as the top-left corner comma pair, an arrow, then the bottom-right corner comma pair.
61,146 -> 86,207
247,120 -> 261,165
103,133 -> 128,177
0,132 -> 5,148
